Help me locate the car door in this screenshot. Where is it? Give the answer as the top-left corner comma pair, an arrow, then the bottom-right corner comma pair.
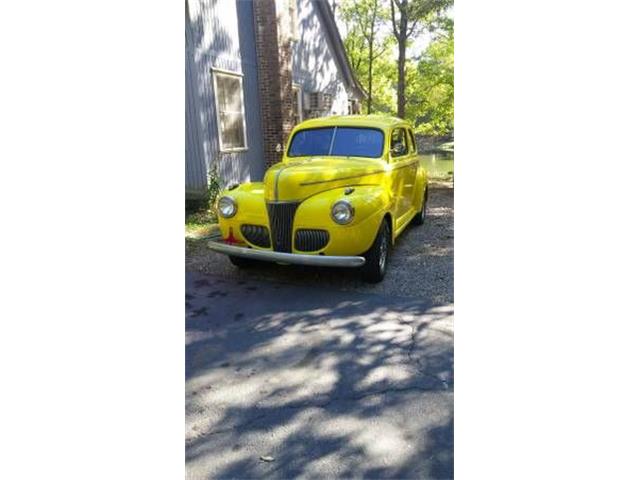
389,127 -> 413,223
403,127 -> 418,211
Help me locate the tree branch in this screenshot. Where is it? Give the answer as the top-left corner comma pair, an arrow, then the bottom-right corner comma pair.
407,18 -> 420,38
390,0 -> 399,39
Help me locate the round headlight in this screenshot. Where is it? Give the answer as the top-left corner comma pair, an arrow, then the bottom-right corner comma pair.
331,200 -> 354,225
217,196 -> 237,218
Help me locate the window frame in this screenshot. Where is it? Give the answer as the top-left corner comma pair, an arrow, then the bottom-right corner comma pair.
408,128 -> 417,153
211,68 -> 249,153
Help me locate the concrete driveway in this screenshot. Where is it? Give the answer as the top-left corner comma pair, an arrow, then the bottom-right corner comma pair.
185,270 -> 453,478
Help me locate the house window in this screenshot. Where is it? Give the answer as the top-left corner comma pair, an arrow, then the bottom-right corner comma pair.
212,70 -> 247,151
322,93 -> 333,110
308,92 -> 332,112
292,85 -> 303,125
309,92 -> 320,111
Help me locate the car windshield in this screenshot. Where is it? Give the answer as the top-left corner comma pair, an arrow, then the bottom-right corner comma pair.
288,127 -> 384,158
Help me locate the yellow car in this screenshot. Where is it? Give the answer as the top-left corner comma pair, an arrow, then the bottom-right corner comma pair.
208,115 -> 429,282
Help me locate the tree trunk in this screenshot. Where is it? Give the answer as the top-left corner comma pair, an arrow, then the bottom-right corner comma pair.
367,40 -> 373,114
397,36 -> 406,118
393,0 -> 408,119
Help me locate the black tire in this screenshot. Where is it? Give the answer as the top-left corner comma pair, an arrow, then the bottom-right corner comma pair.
361,218 -> 391,283
228,255 -> 256,268
412,187 -> 429,226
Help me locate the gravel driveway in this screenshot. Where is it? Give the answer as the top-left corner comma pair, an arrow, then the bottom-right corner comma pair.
185,184 -> 453,304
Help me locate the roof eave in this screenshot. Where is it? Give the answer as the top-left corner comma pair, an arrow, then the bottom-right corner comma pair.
316,0 -> 367,100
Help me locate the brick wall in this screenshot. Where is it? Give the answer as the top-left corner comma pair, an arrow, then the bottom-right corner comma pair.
253,0 -> 294,169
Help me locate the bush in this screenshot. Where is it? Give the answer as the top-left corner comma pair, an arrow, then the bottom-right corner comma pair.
206,166 -> 221,211
185,165 -> 222,216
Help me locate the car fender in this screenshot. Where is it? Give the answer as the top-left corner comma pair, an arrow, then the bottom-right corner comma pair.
295,185 -> 391,255
216,182 -> 268,239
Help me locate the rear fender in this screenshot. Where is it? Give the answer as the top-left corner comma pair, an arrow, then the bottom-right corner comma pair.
413,160 -> 429,209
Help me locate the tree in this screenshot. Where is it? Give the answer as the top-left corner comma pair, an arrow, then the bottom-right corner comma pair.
389,0 -> 452,118
340,0 -> 390,113
406,20 -> 453,134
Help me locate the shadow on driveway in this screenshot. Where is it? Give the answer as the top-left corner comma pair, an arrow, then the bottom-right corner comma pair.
185,271 -> 453,479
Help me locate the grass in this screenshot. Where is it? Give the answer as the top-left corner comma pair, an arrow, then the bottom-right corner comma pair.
185,208 -> 219,238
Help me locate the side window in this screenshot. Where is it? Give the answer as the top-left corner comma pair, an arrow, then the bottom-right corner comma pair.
390,128 -> 408,158
212,70 -> 247,151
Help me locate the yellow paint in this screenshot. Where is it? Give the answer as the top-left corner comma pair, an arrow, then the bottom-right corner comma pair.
217,115 -> 428,256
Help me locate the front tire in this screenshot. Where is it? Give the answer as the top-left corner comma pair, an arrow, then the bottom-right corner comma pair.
361,219 -> 391,283
228,255 -> 256,268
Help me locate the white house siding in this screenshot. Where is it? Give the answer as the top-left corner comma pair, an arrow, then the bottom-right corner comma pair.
292,0 -> 352,117
185,0 -> 265,196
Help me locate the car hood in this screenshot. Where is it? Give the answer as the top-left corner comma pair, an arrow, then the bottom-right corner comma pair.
263,157 -> 387,202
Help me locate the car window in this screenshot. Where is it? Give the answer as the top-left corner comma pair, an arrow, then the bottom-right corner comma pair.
287,127 -> 333,156
288,127 -> 384,158
390,128 -> 408,157
331,128 -> 384,157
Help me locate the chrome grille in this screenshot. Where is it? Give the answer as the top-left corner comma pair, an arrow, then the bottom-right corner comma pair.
295,229 -> 330,252
240,224 -> 271,248
266,202 -> 300,253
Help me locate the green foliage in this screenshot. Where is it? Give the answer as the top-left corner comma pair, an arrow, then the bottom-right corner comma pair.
343,28 -> 397,114
205,165 -> 221,211
389,0 -> 453,118
339,1 -> 454,135
185,165 -> 220,237
407,27 -> 454,135
339,0 -> 392,113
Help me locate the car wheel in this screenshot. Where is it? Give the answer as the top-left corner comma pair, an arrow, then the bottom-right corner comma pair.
361,219 -> 391,283
412,187 -> 428,226
228,255 -> 256,268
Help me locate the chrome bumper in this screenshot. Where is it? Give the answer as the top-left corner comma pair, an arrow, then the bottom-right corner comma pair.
206,240 -> 365,268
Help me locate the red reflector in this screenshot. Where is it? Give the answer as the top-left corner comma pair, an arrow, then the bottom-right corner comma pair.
225,227 -> 239,244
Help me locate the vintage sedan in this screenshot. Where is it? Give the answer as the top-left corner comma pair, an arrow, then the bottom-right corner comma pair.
207,115 -> 429,282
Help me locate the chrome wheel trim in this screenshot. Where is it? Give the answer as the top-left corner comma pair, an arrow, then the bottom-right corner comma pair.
379,227 -> 389,272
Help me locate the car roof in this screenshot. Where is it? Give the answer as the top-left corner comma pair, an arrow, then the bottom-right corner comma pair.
293,114 -> 412,131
